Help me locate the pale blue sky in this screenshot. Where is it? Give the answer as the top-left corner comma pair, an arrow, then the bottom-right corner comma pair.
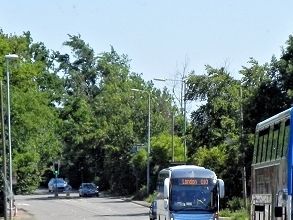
1,0 -> 293,83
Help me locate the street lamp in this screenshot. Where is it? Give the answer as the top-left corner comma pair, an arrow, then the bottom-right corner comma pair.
131,88 -> 151,195
153,77 -> 187,162
239,84 -> 247,208
5,54 -> 18,218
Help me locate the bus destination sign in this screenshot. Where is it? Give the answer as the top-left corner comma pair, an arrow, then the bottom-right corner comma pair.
179,178 -> 209,186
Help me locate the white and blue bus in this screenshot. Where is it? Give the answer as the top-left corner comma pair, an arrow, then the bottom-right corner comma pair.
251,107 -> 293,220
156,165 -> 225,220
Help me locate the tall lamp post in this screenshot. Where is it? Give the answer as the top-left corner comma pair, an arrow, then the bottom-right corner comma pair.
131,89 -> 151,195
239,84 -> 247,208
154,77 -> 187,162
5,54 -> 18,218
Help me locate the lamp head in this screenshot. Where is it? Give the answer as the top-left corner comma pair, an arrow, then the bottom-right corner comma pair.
153,78 -> 166,82
131,88 -> 142,92
5,54 -> 19,60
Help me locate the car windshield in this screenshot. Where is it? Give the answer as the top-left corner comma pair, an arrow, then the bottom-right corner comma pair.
52,178 -> 65,183
83,183 -> 96,189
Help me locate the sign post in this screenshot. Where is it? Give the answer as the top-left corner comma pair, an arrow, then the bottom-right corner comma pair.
53,162 -> 59,197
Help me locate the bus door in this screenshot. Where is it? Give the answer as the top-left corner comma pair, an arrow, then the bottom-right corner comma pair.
251,194 -> 272,220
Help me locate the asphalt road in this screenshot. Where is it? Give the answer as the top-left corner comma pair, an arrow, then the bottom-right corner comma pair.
14,191 -> 150,220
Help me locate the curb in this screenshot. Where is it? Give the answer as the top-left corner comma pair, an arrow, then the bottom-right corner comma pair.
130,200 -> 150,207
121,197 -> 150,208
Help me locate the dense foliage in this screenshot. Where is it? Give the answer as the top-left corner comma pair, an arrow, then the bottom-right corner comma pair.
1,29 -> 293,202
187,36 -> 293,198
0,31 -> 180,195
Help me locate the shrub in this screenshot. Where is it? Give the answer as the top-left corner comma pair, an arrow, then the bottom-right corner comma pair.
133,185 -> 147,200
220,197 -> 249,220
227,197 -> 246,211
145,191 -> 158,203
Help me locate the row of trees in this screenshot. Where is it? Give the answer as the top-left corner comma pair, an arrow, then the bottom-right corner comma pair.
187,36 -> 293,197
0,31 -> 184,195
1,29 -> 293,200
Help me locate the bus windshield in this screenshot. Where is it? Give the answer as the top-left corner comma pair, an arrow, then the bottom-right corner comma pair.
170,178 -> 216,212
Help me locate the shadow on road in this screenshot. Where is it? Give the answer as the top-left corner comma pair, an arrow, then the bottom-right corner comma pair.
21,191 -> 111,201
94,212 -> 148,217
100,199 -> 132,204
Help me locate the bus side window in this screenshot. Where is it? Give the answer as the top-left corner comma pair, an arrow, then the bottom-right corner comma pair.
261,128 -> 270,162
253,133 -> 259,164
157,174 -> 164,199
271,123 -> 280,160
157,172 -> 169,199
277,121 -> 285,159
257,130 -> 264,163
282,119 -> 290,157
266,126 -> 273,161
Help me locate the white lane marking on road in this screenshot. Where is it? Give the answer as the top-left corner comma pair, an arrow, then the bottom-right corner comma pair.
16,203 -> 31,206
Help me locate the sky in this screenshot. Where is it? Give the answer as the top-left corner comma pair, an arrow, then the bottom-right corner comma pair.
1,0 -> 293,108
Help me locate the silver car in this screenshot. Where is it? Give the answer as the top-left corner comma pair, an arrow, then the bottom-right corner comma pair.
48,178 -> 68,192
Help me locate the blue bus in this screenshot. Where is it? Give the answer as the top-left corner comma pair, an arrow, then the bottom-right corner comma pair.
156,165 -> 225,220
251,107 -> 293,220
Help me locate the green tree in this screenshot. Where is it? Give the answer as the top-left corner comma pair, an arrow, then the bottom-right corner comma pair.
0,31 -> 62,193
190,145 -> 227,177
278,35 -> 293,103
187,67 -> 241,151
187,66 -> 244,197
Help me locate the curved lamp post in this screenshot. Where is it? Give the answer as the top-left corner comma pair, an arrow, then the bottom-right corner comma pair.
5,54 -> 18,218
154,77 -> 187,162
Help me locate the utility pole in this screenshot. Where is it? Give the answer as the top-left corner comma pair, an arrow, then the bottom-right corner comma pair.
183,80 -> 187,162
240,85 -> 247,207
172,110 -> 175,162
147,92 -> 150,195
243,167 -> 247,208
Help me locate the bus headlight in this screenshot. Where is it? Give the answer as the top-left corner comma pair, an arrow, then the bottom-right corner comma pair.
170,213 -> 174,220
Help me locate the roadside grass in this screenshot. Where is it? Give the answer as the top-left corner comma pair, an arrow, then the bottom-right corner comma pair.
220,208 -> 249,220
219,197 -> 249,220
145,193 -> 157,203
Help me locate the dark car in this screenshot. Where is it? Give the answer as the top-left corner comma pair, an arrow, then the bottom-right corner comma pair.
79,183 -> 99,197
149,201 -> 157,220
